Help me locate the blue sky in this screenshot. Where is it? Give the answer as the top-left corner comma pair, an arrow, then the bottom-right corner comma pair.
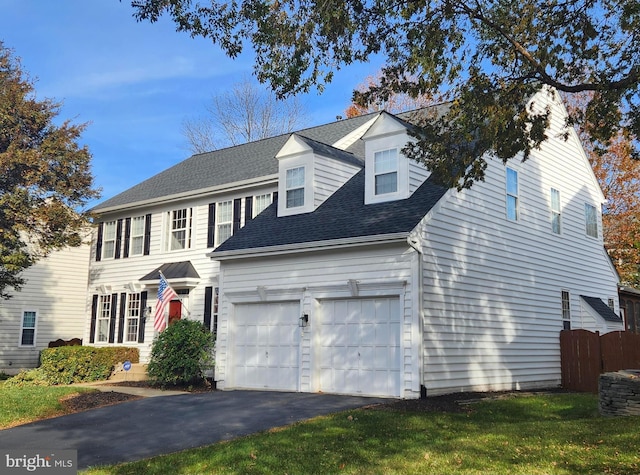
0,0 -> 383,207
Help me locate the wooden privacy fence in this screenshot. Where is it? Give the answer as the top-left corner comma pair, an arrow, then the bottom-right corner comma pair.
560,329 -> 640,393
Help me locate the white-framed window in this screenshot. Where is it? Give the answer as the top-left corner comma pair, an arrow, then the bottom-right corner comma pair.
97,295 -> 112,343
550,188 -> 561,234
216,200 -> 233,246
286,166 -> 305,208
20,310 -> 37,346
374,148 -> 398,195
585,203 -> 598,238
102,221 -> 117,259
254,193 -> 272,217
506,167 -> 518,221
561,290 -> 571,330
607,298 -> 615,311
169,208 -> 193,250
125,293 -> 141,342
130,216 -> 146,256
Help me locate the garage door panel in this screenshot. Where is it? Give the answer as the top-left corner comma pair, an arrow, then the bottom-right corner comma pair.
319,297 -> 402,397
232,301 -> 300,391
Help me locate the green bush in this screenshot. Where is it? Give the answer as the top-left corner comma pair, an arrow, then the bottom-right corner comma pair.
147,319 -> 215,387
37,346 -> 140,385
3,368 -> 50,387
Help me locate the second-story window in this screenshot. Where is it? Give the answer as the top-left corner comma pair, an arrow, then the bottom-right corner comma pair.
216,200 -> 233,246
254,193 -> 272,217
550,188 -> 561,234
102,221 -> 117,259
130,216 -> 145,256
585,203 -> 598,238
506,168 -> 518,221
169,208 -> 192,250
286,166 -> 305,208
374,149 -> 398,195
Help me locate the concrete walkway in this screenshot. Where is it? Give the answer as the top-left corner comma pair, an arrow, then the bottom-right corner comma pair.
0,390 -> 385,469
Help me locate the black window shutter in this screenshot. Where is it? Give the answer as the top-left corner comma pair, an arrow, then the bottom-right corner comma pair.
207,203 -> 216,248
108,293 -> 118,343
117,292 -> 127,343
143,214 -> 152,256
123,218 -> 131,258
95,223 -> 104,262
114,219 -> 123,259
138,291 -> 147,343
245,196 -> 253,222
272,191 -> 278,203
204,286 -> 213,331
89,294 -> 98,343
233,198 -> 242,233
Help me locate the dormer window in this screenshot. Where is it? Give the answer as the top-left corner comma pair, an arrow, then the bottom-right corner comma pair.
286,166 -> 305,208
374,149 -> 398,195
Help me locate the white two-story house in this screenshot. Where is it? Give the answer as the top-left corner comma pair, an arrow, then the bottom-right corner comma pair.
87,89 -> 622,397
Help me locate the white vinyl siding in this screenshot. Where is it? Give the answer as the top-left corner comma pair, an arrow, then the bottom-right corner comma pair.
585,203 -> 598,238
419,93 -> 619,395
551,188 -> 561,234
216,200 -> 233,246
20,310 -> 37,346
286,166 -> 305,208
506,167 -> 518,221
374,149 -> 398,195
102,221 -> 117,259
130,216 -> 145,256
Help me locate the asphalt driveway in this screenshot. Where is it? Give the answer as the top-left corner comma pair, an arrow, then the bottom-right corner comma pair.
0,390 -> 385,469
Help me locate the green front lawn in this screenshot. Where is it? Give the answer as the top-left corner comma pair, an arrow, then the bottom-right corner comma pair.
0,382 -> 94,429
83,393 -> 640,475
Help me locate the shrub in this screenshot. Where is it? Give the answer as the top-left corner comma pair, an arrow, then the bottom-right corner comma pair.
3,368 -> 50,387
38,346 -> 140,385
147,319 -> 215,387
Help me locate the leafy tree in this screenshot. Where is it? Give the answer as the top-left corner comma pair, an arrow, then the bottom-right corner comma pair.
0,43 -> 99,298
131,0 -> 640,189
183,77 -> 307,153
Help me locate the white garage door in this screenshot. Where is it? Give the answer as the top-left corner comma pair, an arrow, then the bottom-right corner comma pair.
318,297 -> 401,397
232,301 -> 300,391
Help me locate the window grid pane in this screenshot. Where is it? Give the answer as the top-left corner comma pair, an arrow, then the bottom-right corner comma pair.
254,194 -> 271,216
286,188 -> 304,208
98,295 -> 111,342
561,291 -> 571,330
126,293 -> 140,342
375,172 -> 398,194
170,208 -> 191,250
506,168 -> 518,221
130,216 -> 145,256
585,203 -> 598,237
286,167 -> 305,188
21,311 -> 36,346
374,149 -> 398,195
551,188 -> 561,234
102,221 -> 117,259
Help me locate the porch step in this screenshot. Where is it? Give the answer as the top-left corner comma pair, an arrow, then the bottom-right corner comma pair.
109,362 -> 148,382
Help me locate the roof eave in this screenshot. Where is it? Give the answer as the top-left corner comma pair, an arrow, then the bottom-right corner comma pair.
209,232 -> 410,261
92,174 -> 279,214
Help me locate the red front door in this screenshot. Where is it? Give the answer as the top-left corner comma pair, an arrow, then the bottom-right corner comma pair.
168,300 -> 182,326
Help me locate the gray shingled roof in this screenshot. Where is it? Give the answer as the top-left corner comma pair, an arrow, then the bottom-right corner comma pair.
92,113 -> 379,211
580,295 -> 623,322
212,169 -> 448,254
140,261 -> 200,281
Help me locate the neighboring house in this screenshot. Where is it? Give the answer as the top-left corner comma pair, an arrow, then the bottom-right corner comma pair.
619,285 -> 640,333
0,243 -> 90,374
87,88 -> 623,398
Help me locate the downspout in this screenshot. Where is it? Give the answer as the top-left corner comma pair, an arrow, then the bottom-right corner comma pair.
407,232 -> 427,399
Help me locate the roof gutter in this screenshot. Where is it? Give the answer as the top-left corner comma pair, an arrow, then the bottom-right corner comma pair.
209,232 -> 410,261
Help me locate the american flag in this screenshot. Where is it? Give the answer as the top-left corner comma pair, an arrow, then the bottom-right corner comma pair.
154,273 -> 178,332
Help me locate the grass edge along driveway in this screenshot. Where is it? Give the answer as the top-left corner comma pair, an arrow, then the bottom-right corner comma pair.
82,393 -> 640,475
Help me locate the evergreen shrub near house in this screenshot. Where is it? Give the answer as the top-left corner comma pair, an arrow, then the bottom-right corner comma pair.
5,346 -> 140,386
147,319 -> 215,388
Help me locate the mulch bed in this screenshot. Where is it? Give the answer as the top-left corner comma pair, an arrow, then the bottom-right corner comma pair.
60,391 -> 143,413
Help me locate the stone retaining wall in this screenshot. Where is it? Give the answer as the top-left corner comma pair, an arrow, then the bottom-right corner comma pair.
599,370 -> 640,416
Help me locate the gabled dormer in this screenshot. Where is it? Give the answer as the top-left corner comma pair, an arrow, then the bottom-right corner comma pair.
276,134 -> 363,217
362,111 -> 431,205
